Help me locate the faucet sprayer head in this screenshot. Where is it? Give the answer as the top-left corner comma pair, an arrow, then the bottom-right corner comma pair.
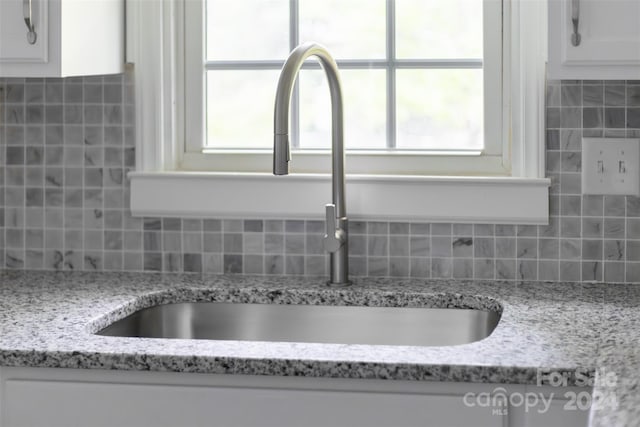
273,134 -> 290,175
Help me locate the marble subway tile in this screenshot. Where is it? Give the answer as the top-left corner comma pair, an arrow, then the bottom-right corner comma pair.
583,108 -> 603,128
629,108 -> 640,129
182,232 -> 202,253
605,85 -> 625,106
123,252 -> 143,271
203,253 -> 223,274
582,261 -> 602,281
452,238 -> 473,257
582,239 -> 603,261
474,259 -> 494,280
431,258 -> 452,278
389,236 -> 409,257
604,261 -> 625,282
560,260 -> 581,281
518,260 -> 537,281
348,256 -> 366,277
546,129 -> 560,150
242,254 -> 263,274
368,235 -> 388,257
263,255 -> 283,275
604,218 -> 625,239
538,238 -> 559,260
243,233 -> 263,254
163,253 -> 182,272
264,233 -> 284,254
431,236 -> 452,257
390,222 -> 409,234
203,233 -> 222,253
582,218 -> 603,238
409,257 -> 429,278
389,257 -> 409,277
305,256 -> 325,276
162,232 -> 182,252
539,260 -> 559,281
474,237 -> 494,258
583,84 -> 603,106
561,85 -> 582,106
284,234 -> 303,254
184,253 -> 203,273
604,240 -> 625,261
496,259 -> 516,280
452,259 -> 473,279
367,257 -> 388,277
264,220 -> 283,233
102,252 -> 122,271
495,238 -> 516,258
244,220 -> 263,232
367,221 -> 388,235
284,255 -> 303,275
347,242 -> 365,266
409,236 -> 429,257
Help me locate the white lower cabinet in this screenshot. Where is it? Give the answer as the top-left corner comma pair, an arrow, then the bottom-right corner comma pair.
0,367 -> 589,427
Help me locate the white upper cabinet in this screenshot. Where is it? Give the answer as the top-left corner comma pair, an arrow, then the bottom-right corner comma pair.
0,0 -> 124,78
548,0 -> 640,79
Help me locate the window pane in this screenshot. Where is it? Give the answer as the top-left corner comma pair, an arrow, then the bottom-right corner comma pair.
396,69 -> 483,150
299,0 -> 386,60
206,0 -> 289,60
396,0 -> 483,59
206,70 -> 281,149
298,69 -> 387,150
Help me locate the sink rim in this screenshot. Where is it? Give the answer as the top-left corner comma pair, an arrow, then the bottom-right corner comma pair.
87,288 -> 503,347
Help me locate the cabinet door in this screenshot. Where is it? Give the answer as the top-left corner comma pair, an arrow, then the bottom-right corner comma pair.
0,0 -> 122,77
3,379 -> 507,427
0,0 -> 48,64
548,0 -> 640,79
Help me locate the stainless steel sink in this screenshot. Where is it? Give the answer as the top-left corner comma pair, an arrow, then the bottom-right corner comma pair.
97,302 -> 500,347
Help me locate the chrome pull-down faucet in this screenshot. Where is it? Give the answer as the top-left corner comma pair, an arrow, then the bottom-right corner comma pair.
273,42 -> 350,286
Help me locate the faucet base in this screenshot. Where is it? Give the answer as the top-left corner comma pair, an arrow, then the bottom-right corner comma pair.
326,280 -> 352,287
328,227 -> 349,286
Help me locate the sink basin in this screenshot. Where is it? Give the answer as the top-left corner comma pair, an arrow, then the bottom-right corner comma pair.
97,302 -> 500,347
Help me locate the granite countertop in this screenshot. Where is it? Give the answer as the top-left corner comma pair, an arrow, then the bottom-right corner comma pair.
0,270 -> 637,426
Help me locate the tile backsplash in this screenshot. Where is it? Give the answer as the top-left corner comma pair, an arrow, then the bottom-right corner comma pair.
1,74 -> 640,282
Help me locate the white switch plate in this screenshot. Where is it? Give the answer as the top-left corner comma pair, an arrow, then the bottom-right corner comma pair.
582,138 -> 640,195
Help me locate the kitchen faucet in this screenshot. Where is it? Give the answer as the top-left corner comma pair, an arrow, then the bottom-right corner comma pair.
273,42 -> 350,286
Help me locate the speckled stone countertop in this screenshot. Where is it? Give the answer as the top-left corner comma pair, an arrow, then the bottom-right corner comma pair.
0,270 -> 637,426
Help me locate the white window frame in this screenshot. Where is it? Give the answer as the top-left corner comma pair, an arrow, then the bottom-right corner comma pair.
182,0 -> 503,176
127,0 -> 550,224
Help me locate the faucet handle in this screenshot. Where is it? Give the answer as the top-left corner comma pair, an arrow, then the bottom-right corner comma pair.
325,203 -> 337,232
323,204 -> 343,253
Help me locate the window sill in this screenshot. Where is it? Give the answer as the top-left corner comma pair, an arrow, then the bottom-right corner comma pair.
129,172 -> 550,224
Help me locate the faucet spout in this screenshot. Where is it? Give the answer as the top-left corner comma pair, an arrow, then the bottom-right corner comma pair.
273,42 -> 350,286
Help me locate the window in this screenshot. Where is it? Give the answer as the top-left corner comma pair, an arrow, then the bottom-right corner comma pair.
182,0 -> 504,175
128,0 -> 550,223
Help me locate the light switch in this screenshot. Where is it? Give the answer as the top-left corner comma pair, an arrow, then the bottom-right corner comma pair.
582,138 -> 640,195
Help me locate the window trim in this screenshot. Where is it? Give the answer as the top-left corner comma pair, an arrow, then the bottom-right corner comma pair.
129,172 -> 550,224
127,0 -> 550,224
